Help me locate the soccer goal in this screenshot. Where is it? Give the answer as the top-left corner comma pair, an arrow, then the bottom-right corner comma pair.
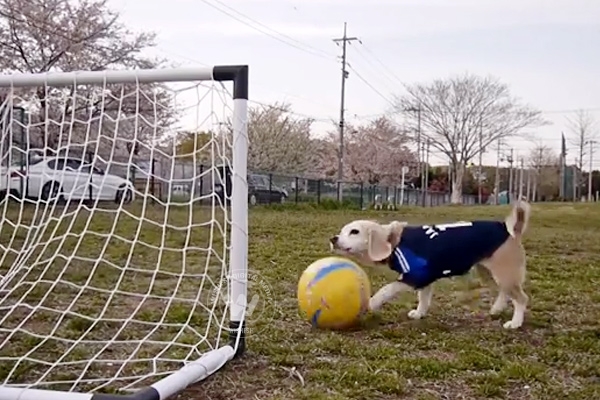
0,65 -> 249,400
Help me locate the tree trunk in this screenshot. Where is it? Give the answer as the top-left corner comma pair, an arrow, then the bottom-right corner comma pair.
451,163 -> 464,204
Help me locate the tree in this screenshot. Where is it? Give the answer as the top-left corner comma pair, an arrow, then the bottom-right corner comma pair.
319,116 -> 417,185
528,144 -> 560,201
0,0 -> 175,159
173,131 -> 213,164
393,73 -> 546,203
566,109 -> 597,198
245,102 -> 317,175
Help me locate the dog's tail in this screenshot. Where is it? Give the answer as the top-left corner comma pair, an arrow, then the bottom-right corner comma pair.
505,200 -> 531,240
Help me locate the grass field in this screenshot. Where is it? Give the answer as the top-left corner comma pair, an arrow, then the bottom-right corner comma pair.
1,201 -> 599,399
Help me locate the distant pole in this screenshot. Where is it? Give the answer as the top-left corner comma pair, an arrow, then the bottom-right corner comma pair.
525,167 -> 531,201
518,157 -> 524,200
478,120 -> 483,204
494,140 -> 501,205
333,22 -> 359,201
449,155 -> 453,196
404,106 -> 423,205
573,157 -> 579,201
424,138 -> 430,207
400,166 -> 408,206
508,149 -> 514,203
588,140 -> 596,202
418,110 -> 423,197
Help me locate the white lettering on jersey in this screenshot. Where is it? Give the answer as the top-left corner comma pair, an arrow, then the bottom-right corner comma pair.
422,221 -> 473,239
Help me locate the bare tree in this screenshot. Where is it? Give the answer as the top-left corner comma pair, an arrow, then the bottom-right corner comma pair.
566,109 -> 597,199
393,73 -> 546,203
528,143 -> 560,201
0,0 -> 175,160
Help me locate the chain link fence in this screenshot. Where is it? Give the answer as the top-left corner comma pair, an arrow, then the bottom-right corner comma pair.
112,159 -> 477,207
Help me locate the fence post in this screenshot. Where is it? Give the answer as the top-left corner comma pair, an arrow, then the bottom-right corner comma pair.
360,182 -> 364,209
337,181 -> 341,202
295,177 -> 299,203
269,173 -> 273,204
151,158 -> 156,205
199,164 -> 204,205
317,180 -> 321,204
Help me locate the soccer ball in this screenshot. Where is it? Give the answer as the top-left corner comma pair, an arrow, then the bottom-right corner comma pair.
297,256 -> 371,329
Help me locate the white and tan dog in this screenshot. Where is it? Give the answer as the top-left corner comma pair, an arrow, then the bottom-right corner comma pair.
330,201 -> 531,329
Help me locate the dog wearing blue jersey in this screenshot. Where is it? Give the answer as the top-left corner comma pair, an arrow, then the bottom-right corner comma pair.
330,201 -> 531,329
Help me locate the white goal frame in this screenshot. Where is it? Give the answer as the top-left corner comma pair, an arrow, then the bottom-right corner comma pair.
0,66 -> 249,400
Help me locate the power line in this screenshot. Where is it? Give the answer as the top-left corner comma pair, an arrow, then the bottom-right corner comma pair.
198,0 -> 336,62
356,42 -> 405,87
346,64 -> 396,107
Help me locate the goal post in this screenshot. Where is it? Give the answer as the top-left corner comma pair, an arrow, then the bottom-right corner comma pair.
0,65 -> 249,400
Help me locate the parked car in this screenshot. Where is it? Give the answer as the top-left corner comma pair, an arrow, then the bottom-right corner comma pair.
0,156 -> 135,204
214,166 -> 288,205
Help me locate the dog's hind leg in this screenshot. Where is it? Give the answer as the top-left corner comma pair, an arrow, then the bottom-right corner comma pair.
501,284 -> 528,329
490,292 -> 509,315
475,264 -> 509,315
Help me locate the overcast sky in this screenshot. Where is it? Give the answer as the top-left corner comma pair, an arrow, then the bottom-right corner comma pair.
112,0 -> 600,168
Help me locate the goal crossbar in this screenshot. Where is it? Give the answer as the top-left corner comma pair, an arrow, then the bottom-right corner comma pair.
0,65 -> 249,400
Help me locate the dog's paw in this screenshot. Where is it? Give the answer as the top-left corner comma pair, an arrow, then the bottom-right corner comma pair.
502,320 -> 522,329
407,309 -> 425,320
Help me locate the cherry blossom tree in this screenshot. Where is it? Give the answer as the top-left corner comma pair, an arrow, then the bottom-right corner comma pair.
243,102 -> 318,175
0,0 -> 174,160
393,73 -> 546,203
318,116 -> 417,185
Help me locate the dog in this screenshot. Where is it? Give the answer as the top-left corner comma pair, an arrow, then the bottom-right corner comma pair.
329,201 -> 531,329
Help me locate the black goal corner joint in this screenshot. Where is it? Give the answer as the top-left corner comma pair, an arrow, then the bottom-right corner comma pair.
229,320 -> 246,358
212,65 -> 248,100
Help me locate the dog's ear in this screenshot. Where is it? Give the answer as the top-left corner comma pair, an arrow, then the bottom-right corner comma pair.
367,221 -> 406,262
386,221 -> 407,248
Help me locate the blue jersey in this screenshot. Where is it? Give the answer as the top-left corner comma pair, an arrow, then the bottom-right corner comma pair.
388,221 -> 510,289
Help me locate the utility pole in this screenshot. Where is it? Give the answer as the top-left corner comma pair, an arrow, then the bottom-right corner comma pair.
587,140 -> 597,202
518,157 -> 524,200
404,106 -> 423,204
478,119 -> 483,205
494,140 -> 501,205
573,158 -> 578,201
536,145 -> 543,202
526,165 -> 531,201
508,149 -> 514,203
424,138 -> 430,207
333,22 -> 359,201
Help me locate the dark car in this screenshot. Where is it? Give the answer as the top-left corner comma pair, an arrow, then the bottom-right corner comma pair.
214,166 -> 288,205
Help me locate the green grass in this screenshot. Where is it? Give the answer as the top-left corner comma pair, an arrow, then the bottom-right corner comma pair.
1,201 -> 599,399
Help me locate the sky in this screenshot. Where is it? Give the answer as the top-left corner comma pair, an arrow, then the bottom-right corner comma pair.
110,0 -> 600,169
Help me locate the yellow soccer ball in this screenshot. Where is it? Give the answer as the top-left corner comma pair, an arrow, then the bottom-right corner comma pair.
297,256 -> 371,329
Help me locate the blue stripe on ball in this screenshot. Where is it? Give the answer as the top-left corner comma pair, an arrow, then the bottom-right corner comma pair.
310,309 -> 322,326
307,261 -> 356,288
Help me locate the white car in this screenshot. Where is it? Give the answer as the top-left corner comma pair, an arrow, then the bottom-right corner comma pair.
0,156 -> 135,204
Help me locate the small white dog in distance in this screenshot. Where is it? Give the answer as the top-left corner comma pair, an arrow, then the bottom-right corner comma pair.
329,201 -> 531,329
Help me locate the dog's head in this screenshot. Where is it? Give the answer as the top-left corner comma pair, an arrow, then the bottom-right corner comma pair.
329,220 -> 407,264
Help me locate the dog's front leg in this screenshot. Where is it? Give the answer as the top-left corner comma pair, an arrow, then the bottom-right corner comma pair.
408,285 -> 433,319
369,281 -> 413,312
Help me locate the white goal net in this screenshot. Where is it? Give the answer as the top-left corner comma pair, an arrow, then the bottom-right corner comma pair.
0,66 -> 249,400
